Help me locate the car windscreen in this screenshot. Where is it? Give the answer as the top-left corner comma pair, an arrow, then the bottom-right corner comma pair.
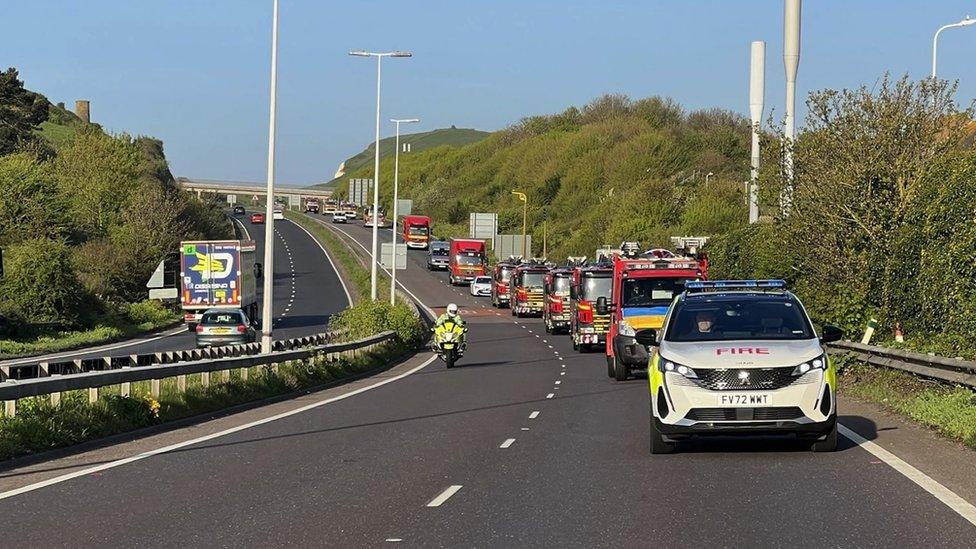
201,312 -> 243,325
455,255 -> 483,266
431,247 -> 449,256
474,277 -> 491,284
495,266 -> 513,282
621,277 -> 688,307
665,296 -> 815,342
551,276 -> 571,293
521,272 -> 546,288
581,275 -> 612,300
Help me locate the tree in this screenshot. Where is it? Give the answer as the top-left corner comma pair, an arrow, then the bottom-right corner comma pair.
0,152 -> 70,244
0,237 -> 85,326
0,68 -> 49,155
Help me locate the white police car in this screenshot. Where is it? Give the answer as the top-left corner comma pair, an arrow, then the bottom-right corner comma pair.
638,280 -> 843,453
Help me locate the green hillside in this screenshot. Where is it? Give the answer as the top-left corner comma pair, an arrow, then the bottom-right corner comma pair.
338,94 -> 751,259
316,126 -> 488,188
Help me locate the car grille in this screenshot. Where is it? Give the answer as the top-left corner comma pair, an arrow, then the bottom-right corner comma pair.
692,366 -> 800,391
685,407 -> 804,422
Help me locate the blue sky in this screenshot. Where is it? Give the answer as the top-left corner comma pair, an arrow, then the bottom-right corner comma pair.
6,1 -> 976,185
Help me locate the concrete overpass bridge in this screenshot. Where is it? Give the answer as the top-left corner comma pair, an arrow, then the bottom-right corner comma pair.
176,177 -> 333,204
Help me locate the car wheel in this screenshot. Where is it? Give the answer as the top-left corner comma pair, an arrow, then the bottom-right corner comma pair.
606,355 -> 615,377
613,354 -> 629,381
811,421 -> 838,452
649,411 -> 676,454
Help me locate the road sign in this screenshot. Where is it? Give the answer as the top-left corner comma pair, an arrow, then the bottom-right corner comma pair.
289,195 -> 300,209
469,213 -> 497,240
397,199 -> 413,217
146,260 -> 166,288
381,243 -> 407,270
251,194 -> 259,204
148,288 -> 178,300
348,178 -> 373,206
226,194 -> 237,205
495,234 -> 532,260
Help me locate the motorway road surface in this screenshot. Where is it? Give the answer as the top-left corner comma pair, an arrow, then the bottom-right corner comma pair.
0,214 -> 974,547
0,212 -> 349,371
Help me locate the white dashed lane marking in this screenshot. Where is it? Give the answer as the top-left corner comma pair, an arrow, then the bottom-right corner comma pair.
499,438 -> 516,449
529,411 -> 540,419
427,485 -> 463,508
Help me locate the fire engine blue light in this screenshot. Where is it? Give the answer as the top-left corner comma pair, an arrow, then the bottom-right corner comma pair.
685,280 -> 787,292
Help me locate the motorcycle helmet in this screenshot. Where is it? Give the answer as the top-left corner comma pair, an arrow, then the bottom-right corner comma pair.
447,303 -> 459,316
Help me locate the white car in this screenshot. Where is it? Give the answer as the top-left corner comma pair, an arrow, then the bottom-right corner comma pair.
273,208 -> 284,220
470,276 -> 492,297
332,212 -> 347,224
641,280 -> 843,454
344,209 -> 357,220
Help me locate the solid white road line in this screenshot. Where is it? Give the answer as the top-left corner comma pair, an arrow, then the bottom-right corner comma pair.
0,325 -> 189,367
529,411 -> 540,419
0,355 -> 439,502
426,485 -> 463,508
500,438 -> 516,448
838,424 -> 976,527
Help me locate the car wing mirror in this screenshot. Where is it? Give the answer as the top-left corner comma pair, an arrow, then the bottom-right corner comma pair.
820,324 -> 843,344
635,329 -> 658,347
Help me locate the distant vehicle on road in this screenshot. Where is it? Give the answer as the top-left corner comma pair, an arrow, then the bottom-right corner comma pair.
402,215 -> 432,249
644,280 -> 843,453
250,212 -> 265,224
273,207 -> 284,220
427,241 -> 450,270
491,260 -> 517,308
232,205 -> 246,216
195,308 -> 256,348
332,212 -> 348,224
180,240 -> 260,330
448,238 -> 487,285
470,276 -> 492,296
304,198 -> 320,214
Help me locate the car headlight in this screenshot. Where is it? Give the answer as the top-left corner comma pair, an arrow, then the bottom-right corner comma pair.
791,354 -> 827,376
659,357 -> 698,379
618,320 -> 636,337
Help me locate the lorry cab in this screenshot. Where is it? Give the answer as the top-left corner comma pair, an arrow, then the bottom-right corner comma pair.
543,268 -> 574,334
598,251 -> 704,381
491,261 -> 517,308
448,239 -> 487,285
403,215 -> 432,250
509,262 -> 550,317
570,264 -> 613,352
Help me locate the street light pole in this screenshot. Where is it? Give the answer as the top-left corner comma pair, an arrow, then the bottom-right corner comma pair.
932,16 -> 975,78
260,0 -> 280,354
782,0 -> 801,214
512,191 -> 527,258
389,117 -> 419,304
749,40 -> 765,224
349,50 -> 412,301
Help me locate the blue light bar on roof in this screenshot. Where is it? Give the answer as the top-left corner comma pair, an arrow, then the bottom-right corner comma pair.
685,279 -> 787,292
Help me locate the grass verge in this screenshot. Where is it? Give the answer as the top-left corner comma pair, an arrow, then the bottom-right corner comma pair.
0,301 -> 180,359
837,356 -> 976,450
0,344 -> 406,462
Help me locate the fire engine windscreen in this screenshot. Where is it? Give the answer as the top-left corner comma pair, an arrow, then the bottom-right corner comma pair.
552,276 -> 571,293
495,267 -> 513,283
455,255 -> 483,266
666,297 -> 815,342
521,272 -> 546,288
581,276 -> 612,300
622,278 -> 687,308
408,225 -> 428,236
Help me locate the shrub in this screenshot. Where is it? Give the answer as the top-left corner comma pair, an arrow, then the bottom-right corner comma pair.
330,300 -> 425,347
126,300 -> 175,327
0,237 -> 85,326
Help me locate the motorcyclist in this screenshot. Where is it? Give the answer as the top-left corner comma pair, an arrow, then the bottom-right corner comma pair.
435,303 -> 467,354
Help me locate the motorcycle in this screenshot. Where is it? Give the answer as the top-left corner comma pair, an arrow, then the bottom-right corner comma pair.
432,320 -> 467,368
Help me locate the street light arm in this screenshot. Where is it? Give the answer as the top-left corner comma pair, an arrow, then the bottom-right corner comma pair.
932,16 -> 974,78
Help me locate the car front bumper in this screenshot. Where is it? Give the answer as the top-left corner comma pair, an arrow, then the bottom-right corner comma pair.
653,369 -> 836,436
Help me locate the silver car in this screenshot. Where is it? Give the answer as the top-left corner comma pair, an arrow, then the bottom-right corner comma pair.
195,309 -> 257,348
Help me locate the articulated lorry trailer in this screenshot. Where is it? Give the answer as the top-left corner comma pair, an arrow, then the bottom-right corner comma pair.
180,240 -> 260,329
